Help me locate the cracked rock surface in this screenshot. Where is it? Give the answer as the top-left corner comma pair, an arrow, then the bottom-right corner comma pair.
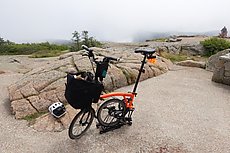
8,47 -> 172,131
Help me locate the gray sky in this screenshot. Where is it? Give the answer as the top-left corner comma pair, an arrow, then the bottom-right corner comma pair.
1,0 -> 230,42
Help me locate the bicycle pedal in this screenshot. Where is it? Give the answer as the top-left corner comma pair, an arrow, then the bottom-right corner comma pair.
127,121 -> 132,126
129,108 -> 135,111
99,131 -> 104,134
119,119 -> 126,125
125,117 -> 132,122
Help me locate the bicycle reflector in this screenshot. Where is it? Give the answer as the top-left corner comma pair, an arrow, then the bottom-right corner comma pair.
147,55 -> 156,64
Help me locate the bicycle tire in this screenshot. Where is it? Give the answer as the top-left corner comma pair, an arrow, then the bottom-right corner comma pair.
97,99 -> 126,127
68,107 -> 95,139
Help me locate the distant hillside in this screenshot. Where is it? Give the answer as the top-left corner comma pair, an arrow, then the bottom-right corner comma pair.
47,39 -> 72,45
132,31 -> 219,42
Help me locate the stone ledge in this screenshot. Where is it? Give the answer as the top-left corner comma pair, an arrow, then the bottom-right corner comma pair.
176,60 -> 206,69
212,51 -> 230,86
220,53 -> 230,61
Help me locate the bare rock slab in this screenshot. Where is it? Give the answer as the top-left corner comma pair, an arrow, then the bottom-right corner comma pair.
176,60 -> 206,69
8,48 -> 172,131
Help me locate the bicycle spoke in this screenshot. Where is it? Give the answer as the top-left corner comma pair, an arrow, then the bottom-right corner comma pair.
69,108 -> 95,139
97,99 -> 126,127
104,114 -> 110,123
109,117 -> 115,125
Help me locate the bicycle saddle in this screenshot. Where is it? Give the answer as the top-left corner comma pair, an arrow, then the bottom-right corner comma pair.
135,48 -> 156,55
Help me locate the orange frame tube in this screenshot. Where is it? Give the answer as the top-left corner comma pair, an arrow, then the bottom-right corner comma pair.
100,92 -> 135,108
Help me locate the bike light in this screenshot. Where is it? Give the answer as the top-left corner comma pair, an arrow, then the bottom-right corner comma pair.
147,56 -> 156,64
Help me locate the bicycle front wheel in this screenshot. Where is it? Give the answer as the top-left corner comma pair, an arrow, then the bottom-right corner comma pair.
68,107 -> 95,139
97,99 -> 126,127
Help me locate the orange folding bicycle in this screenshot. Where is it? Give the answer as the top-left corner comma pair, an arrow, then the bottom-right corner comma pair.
66,45 -> 156,139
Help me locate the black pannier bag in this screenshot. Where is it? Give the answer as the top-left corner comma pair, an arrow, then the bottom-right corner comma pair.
65,73 -> 103,109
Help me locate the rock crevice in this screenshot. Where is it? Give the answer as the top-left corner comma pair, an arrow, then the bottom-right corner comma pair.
8,48 -> 173,131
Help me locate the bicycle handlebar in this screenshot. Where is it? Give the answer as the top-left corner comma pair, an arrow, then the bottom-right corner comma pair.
103,56 -> 119,62
82,45 -> 119,63
82,45 -> 93,52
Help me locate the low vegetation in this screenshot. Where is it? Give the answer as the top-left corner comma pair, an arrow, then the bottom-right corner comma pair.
161,52 -> 187,62
29,50 -> 68,58
160,52 -> 208,63
22,111 -> 47,124
0,38 -> 68,56
0,30 -> 102,57
200,37 -> 230,56
146,37 -> 167,42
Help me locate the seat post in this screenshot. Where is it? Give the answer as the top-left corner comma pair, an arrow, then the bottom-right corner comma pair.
132,54 -> 147,94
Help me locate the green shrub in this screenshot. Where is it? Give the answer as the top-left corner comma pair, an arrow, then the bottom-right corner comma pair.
200,37 -> 230,56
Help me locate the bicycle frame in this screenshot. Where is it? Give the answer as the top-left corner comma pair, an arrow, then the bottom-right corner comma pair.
99,53 -> 148,109
100,92 -> 135,108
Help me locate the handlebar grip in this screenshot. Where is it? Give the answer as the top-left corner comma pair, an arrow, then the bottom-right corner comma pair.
103,56 -> 119,62
109,57 -> 118,61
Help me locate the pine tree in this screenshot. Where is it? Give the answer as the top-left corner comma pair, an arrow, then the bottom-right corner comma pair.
82,31 -> 89,46
71,31 -> 81,51
0,37 -> 5,45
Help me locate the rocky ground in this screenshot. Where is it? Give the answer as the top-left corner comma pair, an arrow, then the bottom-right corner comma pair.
0,37 -> 230,152
1,64 -> 230,153
6,48 -> 172,132
103,36 -> 207,55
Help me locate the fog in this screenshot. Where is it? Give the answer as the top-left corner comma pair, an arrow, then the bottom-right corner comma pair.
1,0 -> 230,42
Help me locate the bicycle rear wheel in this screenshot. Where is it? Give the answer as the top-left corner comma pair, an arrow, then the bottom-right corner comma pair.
97,99 -> 126,127
68,107 -> 95,139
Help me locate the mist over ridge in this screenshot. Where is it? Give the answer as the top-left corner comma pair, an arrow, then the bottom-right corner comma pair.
1,0 -> 230,43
